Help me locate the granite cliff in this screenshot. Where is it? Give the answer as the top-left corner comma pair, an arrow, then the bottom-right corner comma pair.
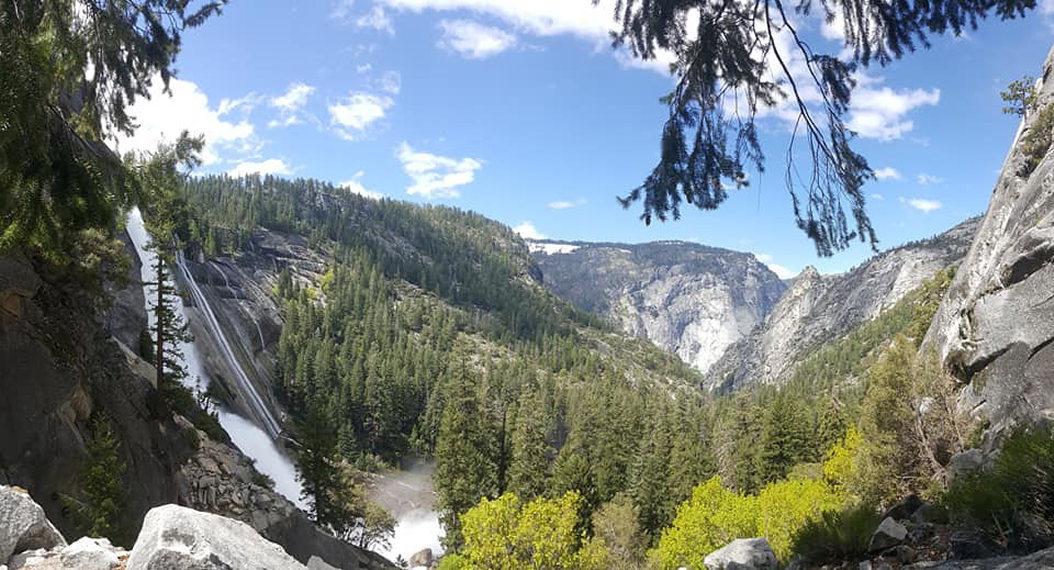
529,240 -> 787,375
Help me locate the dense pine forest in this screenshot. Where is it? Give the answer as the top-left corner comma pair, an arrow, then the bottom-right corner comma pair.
175,174 -> 974,568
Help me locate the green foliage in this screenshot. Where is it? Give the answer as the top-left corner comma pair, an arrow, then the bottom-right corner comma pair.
62,414 -> 126,542
1018,103 -> 1054,178
592,494 -> 648,570
0,0 -> 224,258
458,492 -> 607,570
946,426 -> 1054,550
655,475 -> 848,568
791,504 -> 882,564
1002,76 -> 1038,116
438,554 -> 468,570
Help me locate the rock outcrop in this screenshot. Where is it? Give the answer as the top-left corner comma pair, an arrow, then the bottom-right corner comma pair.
708,218 -> 978,391
0,486 -> 66,563
126,504 -> 307,570
924,44 -> 1054,439
529,240 -> 786,374
703,537 -> 778,570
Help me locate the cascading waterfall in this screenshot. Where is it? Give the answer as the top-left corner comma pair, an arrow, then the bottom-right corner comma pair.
176,251 -> 282,438
126,207 -> 306,509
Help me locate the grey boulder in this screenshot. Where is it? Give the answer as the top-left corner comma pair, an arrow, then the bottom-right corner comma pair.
869,517 -> 908,552
0,486 -> 66,563
703,538 -> 778,570
59,537 -> 121,570
125,504 -> 307,570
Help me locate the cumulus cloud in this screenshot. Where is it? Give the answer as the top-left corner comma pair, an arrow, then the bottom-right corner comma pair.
847,83 -> 940,141
331,0 -> 356,22
329,93 -> 394,140
378,71 -> 402,95
228,158 -> 292,177
268,82 -> 315,128
513,221 -> 546,239
874,167 -> 902,181
339,171 -> 384,199
917,173 -> 945,185
438,19 -> 517,59
900,197 -> 942,212
548,198 -> 586,210
116,77 -> 256,166
755,253 -> 796,279
396,142 -> 483,198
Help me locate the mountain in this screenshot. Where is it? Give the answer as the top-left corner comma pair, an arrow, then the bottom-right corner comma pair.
924,45 -> 1054,440
528,239 -> 787,374
704,217 -> 980,391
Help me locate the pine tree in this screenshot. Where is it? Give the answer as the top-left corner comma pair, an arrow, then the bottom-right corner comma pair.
507,392 -> 552,501
758,395 -> 812,484
62,414 -> 126,541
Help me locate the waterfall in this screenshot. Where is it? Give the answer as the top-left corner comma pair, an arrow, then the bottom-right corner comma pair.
126,207 -> 306,509
175,250 -> 282,438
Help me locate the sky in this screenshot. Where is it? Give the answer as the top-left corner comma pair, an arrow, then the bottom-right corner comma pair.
118,0 -> 1054,278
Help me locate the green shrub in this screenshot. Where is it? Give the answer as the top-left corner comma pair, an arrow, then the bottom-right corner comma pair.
1018,103 -> 1054,178
437,554 -> 468,570
791,504 -> 881,563
945,427 -> 1054,551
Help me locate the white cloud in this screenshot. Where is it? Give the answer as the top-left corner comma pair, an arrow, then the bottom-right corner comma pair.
870,193 -> 884,200
548,198 -> 586,210
754,253 -> 796,279
339,171 -> 384,199
270,83 -> 315,112
357,5 -> 395,33
328,93 -> 394,140
396,142 -> 483,198
228,158 -> 292,177
438,19 -> 517,59
900,197 -> 943,212
513,221 -> 546,240
382,0 -> 616,40
268,83 -> 315,128
917,173 -> 945,185
847,83 -> 940,141
874,167 -> 902,181
356,63 -> 374,73
117,77 -> 256,166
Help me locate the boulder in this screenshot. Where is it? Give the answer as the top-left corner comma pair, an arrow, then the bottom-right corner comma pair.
125,504 -> 307,570
883,495 -> 924,521
868,518 -> 907,552
948,450 -> 984,483
0,487 -> 66,562
949,530 -> 998,560
703,538 -> 777,570
59,537 -> 121,570
907,523 -> 936,546
910,504 -> 941,525
409,548 -> 434,568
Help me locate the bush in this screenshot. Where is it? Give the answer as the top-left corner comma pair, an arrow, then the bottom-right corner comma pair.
654,476 -> 848,569
1018,103 -> 1054,178
438,554 -> 468,570
945,427 -> 1054,552
791,504 -> 881,563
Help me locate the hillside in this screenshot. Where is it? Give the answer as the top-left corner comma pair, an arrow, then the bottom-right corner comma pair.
528,239 -> 787,374
707,216 -> 979,391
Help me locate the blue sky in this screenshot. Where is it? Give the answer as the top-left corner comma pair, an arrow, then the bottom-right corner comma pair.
118,0 -> 1054,277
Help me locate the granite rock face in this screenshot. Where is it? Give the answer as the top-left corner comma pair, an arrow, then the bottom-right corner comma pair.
708,217 -> 978,391
125,505 -> 307,570
924,44 -> 1054,439
0,486 -> 66,563
530,240 -> 787,375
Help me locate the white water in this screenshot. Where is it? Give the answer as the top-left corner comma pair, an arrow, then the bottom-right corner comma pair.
125,208 -> 306,509
370,461 -> 445,566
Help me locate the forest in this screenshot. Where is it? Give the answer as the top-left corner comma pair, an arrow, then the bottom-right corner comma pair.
176,174 -> 974,569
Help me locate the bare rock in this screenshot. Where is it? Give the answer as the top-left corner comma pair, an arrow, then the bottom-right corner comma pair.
703,538 -> 778,570
125,504 -> 307,570
869,518 -> 908,552
0,487 -> 66,563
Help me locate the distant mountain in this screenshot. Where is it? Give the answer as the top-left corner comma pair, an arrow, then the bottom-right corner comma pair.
528,239 -> 787,375
709,217 -> 980,391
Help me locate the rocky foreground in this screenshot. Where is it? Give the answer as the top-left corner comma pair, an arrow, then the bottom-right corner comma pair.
0,485 -> 351,570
